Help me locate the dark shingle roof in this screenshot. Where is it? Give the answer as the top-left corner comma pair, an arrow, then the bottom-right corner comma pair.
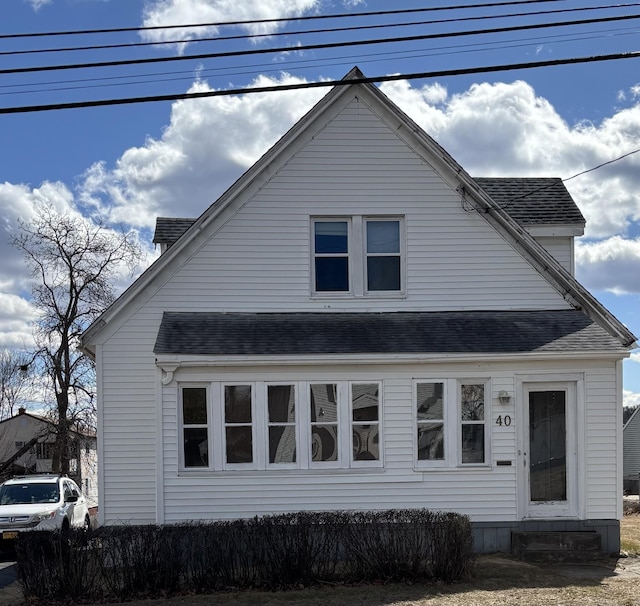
474,177 -> 585,225
154,310 -> 622,356
153,218 -> 196,245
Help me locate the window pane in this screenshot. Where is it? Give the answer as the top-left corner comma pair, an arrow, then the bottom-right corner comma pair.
269,426 -> 297,464
461,424 -> 485,464
367,221 -> 399,253
416,383 -> 444,420
315,257 -> 349,291
225,385 -> 252,423
352,384 -> 378,421
184,428 -> 208,467
417,423 -> 444,460
183,387 -> 207,424
367,257 -> 400,291
226,426 -> 253,463
353,424 -> 379,461
529,391 -> 566,501
461,384 -> 484,421
310,384 -> 338,422
315,221 -> 348,253
268,385 -> 296,422
311,425 -> 338,461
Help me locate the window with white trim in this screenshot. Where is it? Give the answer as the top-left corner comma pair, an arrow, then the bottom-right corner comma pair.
179,381 -> 382,471
415,380 -> 489,467
181,386 -> 209,468
460,383 -> 486,464
312,217 -> 403,295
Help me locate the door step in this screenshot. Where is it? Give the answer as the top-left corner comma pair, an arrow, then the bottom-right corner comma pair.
511,531 -> 602,562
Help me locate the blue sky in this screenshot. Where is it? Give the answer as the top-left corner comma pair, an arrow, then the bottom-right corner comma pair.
1,0 -> 640,404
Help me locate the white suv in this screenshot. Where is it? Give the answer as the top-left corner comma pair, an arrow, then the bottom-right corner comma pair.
0,475 -> 90,540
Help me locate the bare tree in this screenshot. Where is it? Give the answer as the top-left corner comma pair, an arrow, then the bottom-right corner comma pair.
0,349 -> 32,421
11,203 -> 142,475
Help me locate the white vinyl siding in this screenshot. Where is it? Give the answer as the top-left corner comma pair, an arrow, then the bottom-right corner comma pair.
94,89 -> 623,526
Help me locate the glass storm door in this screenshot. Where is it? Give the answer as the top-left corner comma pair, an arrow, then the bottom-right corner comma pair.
523,383 -> 577,518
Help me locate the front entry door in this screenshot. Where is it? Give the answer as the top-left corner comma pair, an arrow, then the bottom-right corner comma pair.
522,383 -> 577,518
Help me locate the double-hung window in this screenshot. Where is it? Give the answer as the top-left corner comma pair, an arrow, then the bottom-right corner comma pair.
312,217 -> 403,296
182,387 -> 209,468
415,380 -> 488,468
180,380 -> 382,471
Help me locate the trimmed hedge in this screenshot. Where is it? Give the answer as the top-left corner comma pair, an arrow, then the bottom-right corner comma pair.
16,508 -> 475,602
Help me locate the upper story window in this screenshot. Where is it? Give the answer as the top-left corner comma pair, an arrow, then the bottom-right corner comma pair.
312,216 -> 403,296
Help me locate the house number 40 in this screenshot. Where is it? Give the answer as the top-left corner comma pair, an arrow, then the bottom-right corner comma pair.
495,415 -> 512,426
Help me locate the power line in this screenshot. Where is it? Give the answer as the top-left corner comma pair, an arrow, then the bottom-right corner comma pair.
2,2 -> 631,57
1,51 -> 639,114
0,0 -> 568,40
4,11 -> 640,76
4,24 -> 636,98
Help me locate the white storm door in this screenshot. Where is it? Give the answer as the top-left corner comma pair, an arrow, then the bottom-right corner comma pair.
522,382 -> 577,518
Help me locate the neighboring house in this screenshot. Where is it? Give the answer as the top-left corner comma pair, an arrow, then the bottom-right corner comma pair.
80,68 -> 636,553
0,408 -> 98,507
623,407 -> 640,495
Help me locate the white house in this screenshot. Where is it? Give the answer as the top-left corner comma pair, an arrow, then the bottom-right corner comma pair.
80,68 -> 636,553
623,407 -> 640,495
0,409 -> 98,507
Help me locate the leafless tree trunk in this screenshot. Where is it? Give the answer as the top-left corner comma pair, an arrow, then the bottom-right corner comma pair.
12,203 -> 142,474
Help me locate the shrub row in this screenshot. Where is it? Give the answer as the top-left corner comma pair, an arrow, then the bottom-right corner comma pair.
16,508 -> 475,602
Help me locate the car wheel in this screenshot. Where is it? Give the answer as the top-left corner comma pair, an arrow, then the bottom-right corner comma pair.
83,515 -> 91,531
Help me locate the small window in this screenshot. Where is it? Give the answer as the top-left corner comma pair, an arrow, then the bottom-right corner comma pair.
224,385 -> 253,465
182,387 -> 209,468
366,220 -> 401,291
416,382 -> 445,461
309,384 -> 339,463
351,383 -> 380,462
460,383 -> 486,464
267,385 -> 297,465
314,221 -> 349,292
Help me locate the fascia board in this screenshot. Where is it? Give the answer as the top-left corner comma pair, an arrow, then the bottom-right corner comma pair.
156,349 -> 630,370
525,224 -> 585,237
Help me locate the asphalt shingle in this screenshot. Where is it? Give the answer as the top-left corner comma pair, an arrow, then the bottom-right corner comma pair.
154,310 -> 622,356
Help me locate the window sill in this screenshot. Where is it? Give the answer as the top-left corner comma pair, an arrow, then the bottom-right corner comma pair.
310,292 -> 407,301
176,468 -> 422,482
415,464 -> 493,472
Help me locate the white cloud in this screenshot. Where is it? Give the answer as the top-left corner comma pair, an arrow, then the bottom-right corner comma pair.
624,390 -> 640,409
575,237 -> 640,294
24,0 -> 51,9
140,0 -> 320,52
79,73 -> 326,228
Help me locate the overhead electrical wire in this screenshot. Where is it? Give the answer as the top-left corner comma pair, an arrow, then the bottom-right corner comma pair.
2,50 -> 639,114
4,11 -> 640,76
0,0 -> 569,40
2,2 -> 634,57
3,25 -> 637,98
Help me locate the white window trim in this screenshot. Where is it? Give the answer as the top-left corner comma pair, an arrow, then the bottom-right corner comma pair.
311,215 -> 405,298
311,217 -> 353,297
458,380 -> 491,467
413,378 -> 491,469
350,381 -> 384,469
179,380 -> 384,472
363,216 -> 405,297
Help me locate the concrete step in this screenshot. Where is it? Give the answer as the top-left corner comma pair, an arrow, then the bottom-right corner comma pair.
511,531 -> 603,562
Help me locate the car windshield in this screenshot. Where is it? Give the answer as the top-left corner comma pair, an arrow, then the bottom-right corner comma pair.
0,483 -> 59,505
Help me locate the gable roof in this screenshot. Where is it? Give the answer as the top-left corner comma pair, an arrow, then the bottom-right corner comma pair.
0,410 -> 96,439
474,178 -> 585,226
153,217 -> 197,246
154,310 -> 625,357
80,66 -> 637,353
152,177 -> 584,250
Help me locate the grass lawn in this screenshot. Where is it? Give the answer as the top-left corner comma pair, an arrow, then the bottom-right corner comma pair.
79,515 -> 640,606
